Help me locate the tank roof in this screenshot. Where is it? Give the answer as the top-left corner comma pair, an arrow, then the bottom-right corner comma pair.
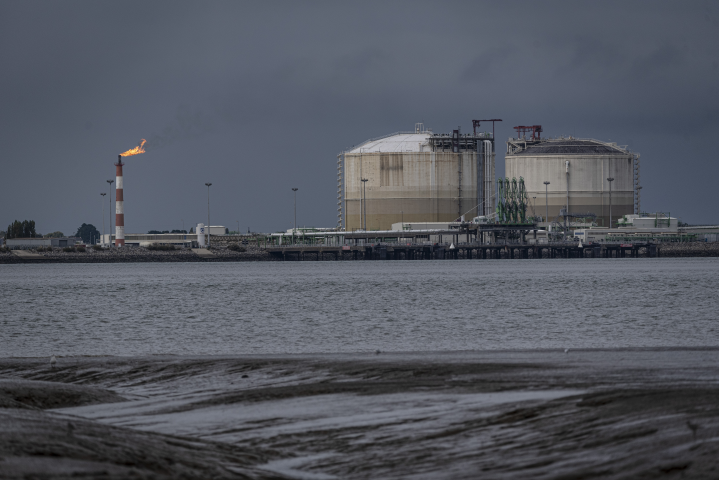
509,139 -> 629,156
348,133 -> 431,154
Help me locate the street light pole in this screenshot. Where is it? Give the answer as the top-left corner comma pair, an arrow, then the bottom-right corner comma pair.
107,180 -> 114,246
292,188 -> 298,243
543,181 -> 550,222
361,178 -> 368,231
100,193 -> 106,245
607,177 -> 615,228
205,183 -> 212,247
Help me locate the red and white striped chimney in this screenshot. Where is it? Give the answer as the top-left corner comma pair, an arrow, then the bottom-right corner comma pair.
115,155 -> 125,247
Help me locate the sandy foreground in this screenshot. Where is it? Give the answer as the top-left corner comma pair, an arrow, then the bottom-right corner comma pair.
1,350 -> 718,479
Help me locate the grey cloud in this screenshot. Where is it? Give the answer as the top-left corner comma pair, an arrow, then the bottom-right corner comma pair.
1,0 -> 718,235
462,46 -> 517,82
629,45 -> 685,79
333,47 -> 388,78
145,106 -> 220,151
567,36 -> 623,72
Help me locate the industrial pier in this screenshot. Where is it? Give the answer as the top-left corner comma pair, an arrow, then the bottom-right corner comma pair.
267,242 -> 659,261
265,225 -> 661,261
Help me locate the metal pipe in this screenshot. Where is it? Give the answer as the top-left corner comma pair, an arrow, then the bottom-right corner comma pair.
483,140 -> 493,216
565,160 -> 570,216
359,151 -> 362,232
477,140 -> 483,218
361,178 -> 368,231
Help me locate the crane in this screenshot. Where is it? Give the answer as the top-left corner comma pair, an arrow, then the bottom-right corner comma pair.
472,119 -> 503,138
513,125 -> 543,141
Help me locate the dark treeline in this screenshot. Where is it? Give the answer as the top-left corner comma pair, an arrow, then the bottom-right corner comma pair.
74,224 -> 99,244
6,220 -> 36,239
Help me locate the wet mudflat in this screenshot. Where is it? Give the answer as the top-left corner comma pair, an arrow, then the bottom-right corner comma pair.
1,349 -> 718,479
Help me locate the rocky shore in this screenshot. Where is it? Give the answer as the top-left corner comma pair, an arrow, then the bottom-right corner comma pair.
0,244 -> 276,264
1,241 -> 718,263
655,241 -> 719,257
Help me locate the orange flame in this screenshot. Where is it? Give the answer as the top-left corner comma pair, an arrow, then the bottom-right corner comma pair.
120,139 -> 146,156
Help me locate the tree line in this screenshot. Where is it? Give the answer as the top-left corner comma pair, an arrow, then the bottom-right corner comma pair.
2,220 -> 100,244
5,220 -> 37,239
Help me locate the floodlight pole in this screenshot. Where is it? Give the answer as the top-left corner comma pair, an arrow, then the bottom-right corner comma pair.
361,178 -> 368,231
607,177 -> 615,228
100,193 -> 106,245
107,180 -> 114,246
205,183 -> 212,246
543,181 -> 550,222
292,188 -> 298,243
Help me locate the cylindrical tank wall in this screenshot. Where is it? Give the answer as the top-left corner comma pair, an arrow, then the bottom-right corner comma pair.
345,152 -> 478,231
505,153 -> 634,227
197,223 -> 206,246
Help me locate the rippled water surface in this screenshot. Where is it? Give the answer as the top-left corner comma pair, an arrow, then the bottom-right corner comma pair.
2,259 -> 718,356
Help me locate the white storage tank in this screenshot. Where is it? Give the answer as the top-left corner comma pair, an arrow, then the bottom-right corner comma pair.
196,223 -> 206,247
341,125 -> 496,231
505,137 -> 640,227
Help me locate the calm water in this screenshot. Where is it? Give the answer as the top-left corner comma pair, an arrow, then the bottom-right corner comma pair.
1,259 -> 718,357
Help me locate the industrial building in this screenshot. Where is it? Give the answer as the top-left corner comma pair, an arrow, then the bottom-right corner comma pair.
505,128 -> 640,228
99,233 -> 193,247
5,237 -> 81,249
98,225 -> 227,247
339,122 -> 498,231
573,213 -> 684,243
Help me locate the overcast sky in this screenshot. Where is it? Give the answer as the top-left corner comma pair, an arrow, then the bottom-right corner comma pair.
1,0 -> 717,235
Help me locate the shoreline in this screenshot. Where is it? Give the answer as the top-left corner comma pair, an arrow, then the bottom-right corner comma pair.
4,345 -> 719,359
2,349 -> 718,478
1,241 -> 718,263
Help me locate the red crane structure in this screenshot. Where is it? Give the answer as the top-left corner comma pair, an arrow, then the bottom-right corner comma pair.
472,119 -> 502,138
513,125 -> 543,141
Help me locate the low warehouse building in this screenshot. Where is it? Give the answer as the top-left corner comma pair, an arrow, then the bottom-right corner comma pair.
6,237 -> 81,249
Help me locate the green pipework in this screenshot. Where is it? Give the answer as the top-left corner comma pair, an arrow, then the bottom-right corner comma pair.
518,177 -> 528,223
496,177 -> 533,224
504,177 -> 512,223
510,177 -> 516,223
496,178 -> 505,223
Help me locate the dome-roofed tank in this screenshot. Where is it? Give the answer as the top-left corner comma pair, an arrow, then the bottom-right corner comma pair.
340,124 -> 496,231
505,136 -> 640,227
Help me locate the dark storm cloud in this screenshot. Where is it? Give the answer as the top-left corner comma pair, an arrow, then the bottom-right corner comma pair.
463,46 -> 517,82
144,106 -> 219,151
1,0 -> 718,236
